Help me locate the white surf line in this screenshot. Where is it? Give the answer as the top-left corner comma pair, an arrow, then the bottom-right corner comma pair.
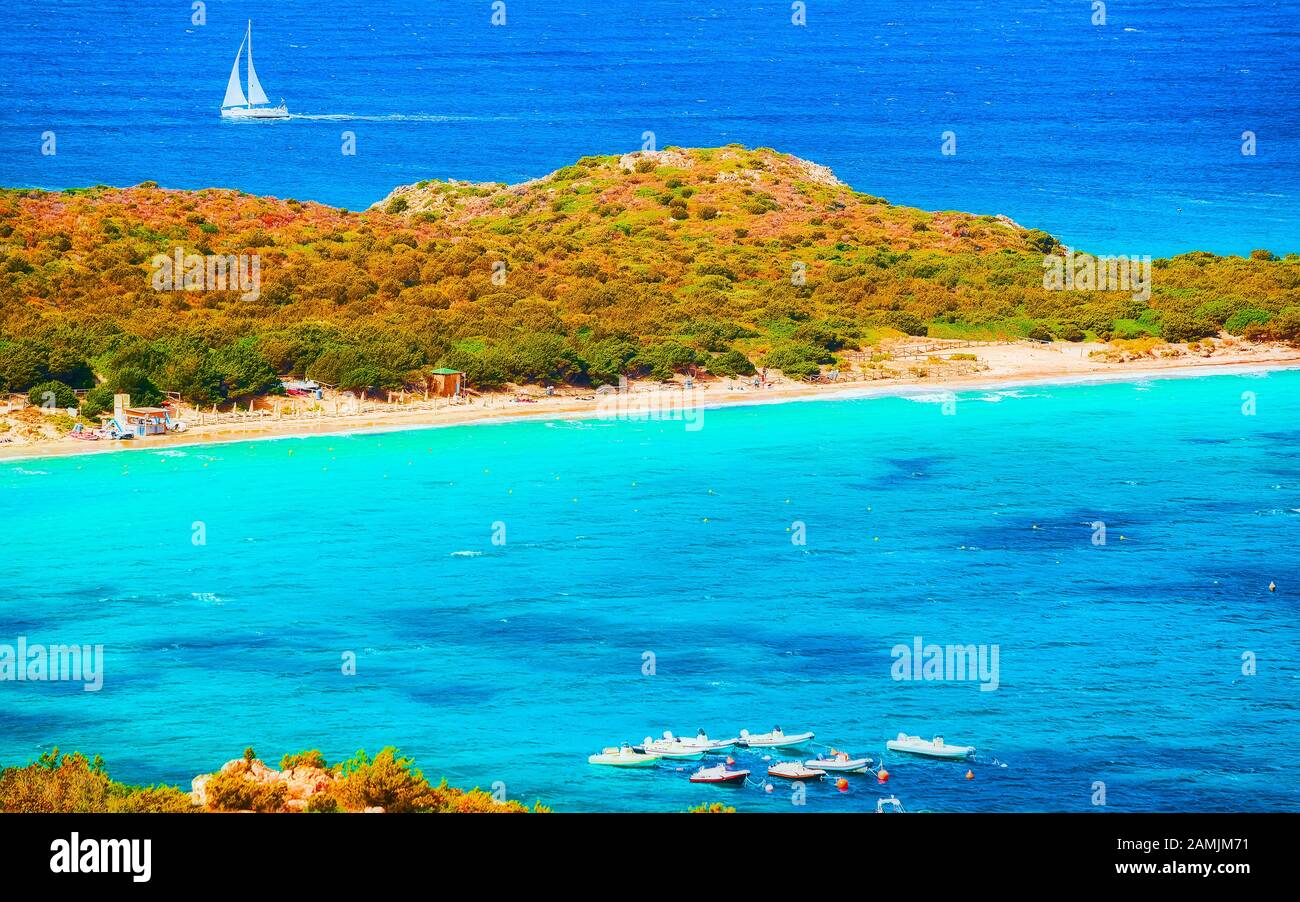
3,361 -> 1298,465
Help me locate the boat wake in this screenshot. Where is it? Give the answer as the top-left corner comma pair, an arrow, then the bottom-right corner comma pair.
287,113 -> 480,122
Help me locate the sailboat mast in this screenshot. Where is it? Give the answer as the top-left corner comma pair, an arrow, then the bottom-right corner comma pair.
246,21 -> 252,109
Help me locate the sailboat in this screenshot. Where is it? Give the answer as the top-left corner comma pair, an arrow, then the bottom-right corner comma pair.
220,21 -> 288,119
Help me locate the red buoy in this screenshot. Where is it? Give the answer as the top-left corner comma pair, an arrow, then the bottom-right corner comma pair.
877,767 -> 890,784
836,778 -> 849,792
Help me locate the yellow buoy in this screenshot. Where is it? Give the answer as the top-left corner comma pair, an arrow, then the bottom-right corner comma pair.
965,769 -> 974,780
1269,581 -> 1276,592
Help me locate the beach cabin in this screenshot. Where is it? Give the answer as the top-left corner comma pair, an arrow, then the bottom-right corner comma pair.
107,393 -> 172,438
429,368 -> 464,397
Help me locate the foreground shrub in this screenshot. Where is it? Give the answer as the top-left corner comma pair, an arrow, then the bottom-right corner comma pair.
281,749 -> 328,771
0,749 -> 193,813
203,769 -> 289,813
688,802 -> 736,813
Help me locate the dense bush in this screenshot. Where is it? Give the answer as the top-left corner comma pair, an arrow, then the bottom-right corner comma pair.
708,348 -> 757,376
280,749 -> 328,771
1159,312 -> 1219,343
27,379 -> 77,409
0,749 -> 193,813
761,341 -> 827,378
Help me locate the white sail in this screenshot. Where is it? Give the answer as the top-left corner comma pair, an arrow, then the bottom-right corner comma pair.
222,35 -> 248,108
245,22 -> 269,105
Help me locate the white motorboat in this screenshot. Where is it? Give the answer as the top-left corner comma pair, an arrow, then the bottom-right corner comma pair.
221,21 -> 289,119
638,735 -> 705,760
737,725 -> 815,750
805,752 -> 874,773
689,764 -> 750,785
689,729 -> 739,753
588,744 -> 660,767
767,761 -> 826,781
886,733 -> 975,759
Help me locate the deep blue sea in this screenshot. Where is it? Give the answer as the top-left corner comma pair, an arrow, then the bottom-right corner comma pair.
2,371 -> 1298,812
1,0 -> 1298,256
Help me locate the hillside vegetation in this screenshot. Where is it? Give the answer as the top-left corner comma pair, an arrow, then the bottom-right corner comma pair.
1,145 -> 1297,405
0,746 -> 545,813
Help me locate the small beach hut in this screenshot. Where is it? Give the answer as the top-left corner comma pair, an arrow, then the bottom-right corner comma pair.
429,368 -> 464,397
108,393 -> 171,437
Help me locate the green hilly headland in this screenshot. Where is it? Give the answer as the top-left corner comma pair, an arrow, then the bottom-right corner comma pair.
1,145 -> 1296,407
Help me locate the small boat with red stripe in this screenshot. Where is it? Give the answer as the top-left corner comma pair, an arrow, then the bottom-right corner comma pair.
689,764 -> 750,784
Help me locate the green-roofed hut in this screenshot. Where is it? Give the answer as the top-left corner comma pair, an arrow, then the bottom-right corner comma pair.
429,368 -> 464,397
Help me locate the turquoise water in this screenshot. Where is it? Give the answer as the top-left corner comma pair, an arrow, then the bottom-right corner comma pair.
2,370 -> 1299,812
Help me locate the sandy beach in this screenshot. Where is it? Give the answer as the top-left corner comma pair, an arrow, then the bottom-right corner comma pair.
3,339 -> 1298,464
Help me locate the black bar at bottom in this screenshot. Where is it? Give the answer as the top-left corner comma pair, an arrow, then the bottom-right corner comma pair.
0,812 -> 1283,888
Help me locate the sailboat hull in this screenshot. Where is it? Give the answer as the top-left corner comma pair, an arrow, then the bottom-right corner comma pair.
221,104 -> 289,120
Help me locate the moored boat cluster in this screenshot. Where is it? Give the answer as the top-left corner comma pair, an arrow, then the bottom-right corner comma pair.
589,726 -> 978,809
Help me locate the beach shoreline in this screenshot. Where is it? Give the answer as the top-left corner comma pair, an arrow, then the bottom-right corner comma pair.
3,342 -> 1298,464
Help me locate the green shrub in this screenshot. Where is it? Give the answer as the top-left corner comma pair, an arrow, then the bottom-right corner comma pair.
1223,308 -> 1271,335
761,341 -> 825,378
281,750 -> 328,771
0,749 -> 194,813
203,770 -> 288,813
1160,312 -> 1218,343
333,748 -> 440,813
887,312 -> 928,336
27,379 -> 77,410
707,349 -> 756,376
